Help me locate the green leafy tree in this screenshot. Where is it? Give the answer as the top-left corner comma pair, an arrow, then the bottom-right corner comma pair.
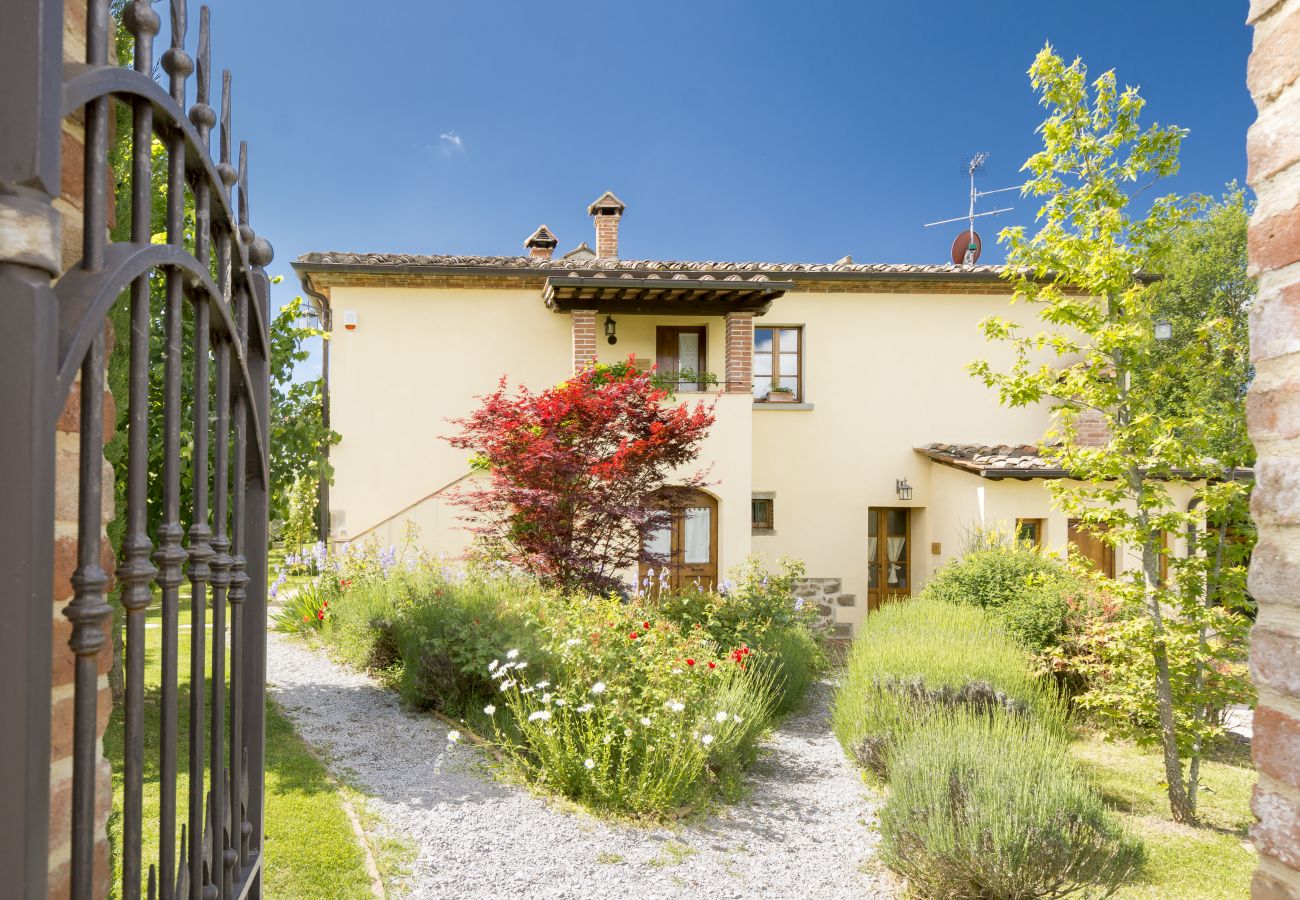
970,46 -> 1254,823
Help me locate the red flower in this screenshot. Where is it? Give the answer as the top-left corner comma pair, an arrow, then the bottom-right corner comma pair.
629,631 -> 639,640
317,610 -> 325,620
302,615 -> 309,623
686,658 -> 695,666
730,647 -> 745,664
322,600 -> 329,608
642,621 -> 650,630
707,661 -> 716,670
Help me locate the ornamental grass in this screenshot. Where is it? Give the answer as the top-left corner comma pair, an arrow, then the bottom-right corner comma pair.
881,711 -> 1144,899
831,598 -> 1066,777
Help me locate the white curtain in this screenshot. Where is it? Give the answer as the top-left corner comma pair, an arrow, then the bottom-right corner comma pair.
887,536 -> 906,585
645,525 -> 671,560
684,507 -> 711,564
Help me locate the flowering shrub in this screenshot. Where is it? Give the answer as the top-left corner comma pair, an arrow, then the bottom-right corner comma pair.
297,550 -> 820,817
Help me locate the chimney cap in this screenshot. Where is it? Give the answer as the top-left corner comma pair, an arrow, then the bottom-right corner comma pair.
523,224 -> 559,250
587,191 -> 626,216
562,241 -> 596,260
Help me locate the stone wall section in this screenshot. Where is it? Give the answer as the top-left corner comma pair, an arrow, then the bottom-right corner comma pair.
792,577 -> 854,638
1246,0 -> 1300,896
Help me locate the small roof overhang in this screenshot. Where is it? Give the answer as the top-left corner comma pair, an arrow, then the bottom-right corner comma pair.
916,443 -> 1255,482
543,272 -> 792,316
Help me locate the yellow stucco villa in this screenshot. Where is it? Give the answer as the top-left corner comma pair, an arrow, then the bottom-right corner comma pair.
293,191 -> 1192,635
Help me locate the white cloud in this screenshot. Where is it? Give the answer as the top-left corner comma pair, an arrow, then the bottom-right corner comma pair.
438,132 -> 465,156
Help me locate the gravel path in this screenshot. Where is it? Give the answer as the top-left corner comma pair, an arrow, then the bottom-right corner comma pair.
267,631 -> 897,899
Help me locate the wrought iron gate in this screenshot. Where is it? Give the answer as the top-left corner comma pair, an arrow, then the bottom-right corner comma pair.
0,0 -> 272,897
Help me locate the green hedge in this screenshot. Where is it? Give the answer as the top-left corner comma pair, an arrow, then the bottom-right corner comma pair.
919,541 -> 1089,653
831,599 -> 1065,776
882,711 -> 1144,899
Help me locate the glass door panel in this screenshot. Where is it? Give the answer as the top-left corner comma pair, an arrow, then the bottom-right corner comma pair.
868,507 -> 910,611
683,507 -> 711,564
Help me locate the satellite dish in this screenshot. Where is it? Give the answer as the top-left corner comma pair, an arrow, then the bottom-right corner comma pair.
951,230 -> 981,265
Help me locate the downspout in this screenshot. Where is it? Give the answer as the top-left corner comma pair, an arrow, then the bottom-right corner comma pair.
299,276 -> 333,546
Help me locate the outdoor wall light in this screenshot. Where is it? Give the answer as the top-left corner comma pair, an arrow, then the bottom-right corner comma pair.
896,478 -> 913,501
1154,319 -> 1173,341
605,315 -> 618,345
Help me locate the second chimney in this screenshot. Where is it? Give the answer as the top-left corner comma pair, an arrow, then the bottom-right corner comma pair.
524,224 -> 559,260
587,191 -> 625,259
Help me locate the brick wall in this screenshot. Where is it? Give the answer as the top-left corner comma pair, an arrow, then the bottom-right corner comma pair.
1073,407 -> 1111,448
1246,0 -> 1300,896
594,214 -> 620,259
571,309 -> 597,374
724,312 -> 754,393
47,0 -> 118,895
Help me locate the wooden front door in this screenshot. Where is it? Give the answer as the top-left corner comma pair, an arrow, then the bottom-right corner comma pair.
640,488 -> 719,594
656,326 -> 707,389
868,507 -> 911,611
1068,518 -> 1116,577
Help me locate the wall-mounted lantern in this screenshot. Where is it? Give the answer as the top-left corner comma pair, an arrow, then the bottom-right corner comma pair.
604,315 -> 618,345
1154,319 -> 1173,342
896,478 -> 913,501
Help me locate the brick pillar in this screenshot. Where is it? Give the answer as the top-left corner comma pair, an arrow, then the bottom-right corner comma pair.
724,312 -> 754,393
46,1 -> 118,895
1073,408 -> 1112,447
1245,0 -> 1300,896
594,214 -> 620,259
571,309 -> 597,374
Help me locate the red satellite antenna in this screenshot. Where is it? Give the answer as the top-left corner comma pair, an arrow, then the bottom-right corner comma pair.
923,153 -> 1018,265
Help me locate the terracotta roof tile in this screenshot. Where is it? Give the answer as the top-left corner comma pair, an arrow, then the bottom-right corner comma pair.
294,250 -> 1007,278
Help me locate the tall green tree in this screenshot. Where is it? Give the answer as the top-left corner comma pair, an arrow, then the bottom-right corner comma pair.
970,46 -> 1254,823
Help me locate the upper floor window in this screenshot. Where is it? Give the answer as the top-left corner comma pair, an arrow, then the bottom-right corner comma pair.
753,326 -> 803,402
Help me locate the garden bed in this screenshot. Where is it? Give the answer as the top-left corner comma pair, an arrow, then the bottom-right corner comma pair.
274,546 -> 826,820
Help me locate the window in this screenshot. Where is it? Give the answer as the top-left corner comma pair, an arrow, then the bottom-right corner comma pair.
751,493 -> 775,533
753,326 -> 803,401
1016,518 -> 1045,548
656,326 -> 708,390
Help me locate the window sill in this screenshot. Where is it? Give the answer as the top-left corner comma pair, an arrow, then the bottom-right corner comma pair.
753,402 -> 814,411
752,528 -> 776,536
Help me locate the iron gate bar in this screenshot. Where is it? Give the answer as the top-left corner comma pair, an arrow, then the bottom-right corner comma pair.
0,0 -> 273,896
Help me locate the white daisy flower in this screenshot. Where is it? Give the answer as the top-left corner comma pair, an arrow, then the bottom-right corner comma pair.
506,648 -> 520,659
447,730 -> 461,743
577,703 -> 594,713
603,734 -> 613,745
715,710 -> 729,723
566,638 -> 582,646
484,704 -> 496,715
541,693 -> 553,704
664,700 -> 685,713
732,714 -> 743,724
624,728 -> 633,737
590,682 -> 606,695
535,681 -> 550,690
701,734 -> 714,746
640,717 -> 652,726
515,661 -> 528,670
584,758 -> 596,770
499,680 -> 514,692
488,659 -> 499,672
555,698 -> 567,707
528,710 -> 552,722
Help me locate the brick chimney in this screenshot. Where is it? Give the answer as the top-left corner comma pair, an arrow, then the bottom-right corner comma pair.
587,191 -> 625,259
524,224 -> 558,260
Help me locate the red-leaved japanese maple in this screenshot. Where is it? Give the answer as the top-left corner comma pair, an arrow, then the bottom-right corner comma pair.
445,360 -> 715,595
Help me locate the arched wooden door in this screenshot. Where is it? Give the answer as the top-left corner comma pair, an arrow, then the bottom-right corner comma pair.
640,488 -> 719,594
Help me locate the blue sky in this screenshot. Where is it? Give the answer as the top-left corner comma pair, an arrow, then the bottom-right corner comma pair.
191,0 -> 1254,364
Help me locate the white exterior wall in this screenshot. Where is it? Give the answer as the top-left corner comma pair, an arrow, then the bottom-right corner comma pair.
322,276 -> 1194,633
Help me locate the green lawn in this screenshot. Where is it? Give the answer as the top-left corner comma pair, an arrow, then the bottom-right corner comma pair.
1072,730 -> 1256,899
104,577 -> 375,900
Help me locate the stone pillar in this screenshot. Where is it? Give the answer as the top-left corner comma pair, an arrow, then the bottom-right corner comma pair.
1245,0 -> 1300,895
724,312 -> 754,393
571,309 -> 597,375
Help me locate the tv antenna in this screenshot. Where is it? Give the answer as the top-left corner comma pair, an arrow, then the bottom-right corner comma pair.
923,152 -> 1019,265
